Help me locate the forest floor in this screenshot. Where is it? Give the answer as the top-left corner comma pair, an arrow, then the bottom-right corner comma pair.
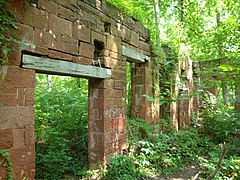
150,163 -> 203,180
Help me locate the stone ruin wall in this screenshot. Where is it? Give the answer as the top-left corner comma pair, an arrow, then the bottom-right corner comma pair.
0,0 -> 156,178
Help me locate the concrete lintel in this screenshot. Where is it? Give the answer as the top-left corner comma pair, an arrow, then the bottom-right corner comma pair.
22,54 -> 111,79
122,46 -> 150,63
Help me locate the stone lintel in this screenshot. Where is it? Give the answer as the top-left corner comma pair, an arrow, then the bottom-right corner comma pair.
122,46 -> 150,63
22,54 -> 111,79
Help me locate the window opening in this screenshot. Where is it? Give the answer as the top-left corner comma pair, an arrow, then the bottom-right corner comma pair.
104,22 -> 111,33
93,40 -> 104,67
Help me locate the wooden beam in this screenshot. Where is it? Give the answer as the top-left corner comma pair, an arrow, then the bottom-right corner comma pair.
22,54 -> 111,79
122,46 -> 150,63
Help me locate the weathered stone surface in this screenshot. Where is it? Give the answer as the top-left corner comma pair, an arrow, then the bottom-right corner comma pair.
8,145 -> 35,168
24,125 -> 35,146
79,42 -> 95,59
38,0 -> 58,14
106,35 -> 121,53
48,49 -> 73,61
1,66 -> 35,88
73,56 -> 92,65
49,13 -> 73,36
13,128 -> 25,148
122,26 -> 131,42
0,107 -> 34,129
91,30 -> 107,45
24,6 -> 50,30
57,4 -> 76,21
0,85 -> 17,107
73,23 -> 91,43
0,129 -> 13,149
130,30 -> 139,47
1,0 -> 156,175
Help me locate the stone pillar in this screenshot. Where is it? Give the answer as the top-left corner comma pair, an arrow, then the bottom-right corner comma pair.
0,66 -> 35,179
88,78 -> 127,169
131,61 -> 154,123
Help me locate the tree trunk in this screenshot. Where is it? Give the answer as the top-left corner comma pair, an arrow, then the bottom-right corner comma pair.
217,11 -> 230,106
153,0 -> 161,42
235,73 -> 240,117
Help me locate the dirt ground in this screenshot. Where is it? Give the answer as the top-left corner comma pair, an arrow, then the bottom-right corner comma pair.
150,163 -> 203,180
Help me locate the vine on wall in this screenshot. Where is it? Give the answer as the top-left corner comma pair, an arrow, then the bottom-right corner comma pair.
0,0 -> 17,65
0,148 -> 13,180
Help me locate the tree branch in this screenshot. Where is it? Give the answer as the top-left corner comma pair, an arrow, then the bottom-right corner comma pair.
206,144 -> 229,180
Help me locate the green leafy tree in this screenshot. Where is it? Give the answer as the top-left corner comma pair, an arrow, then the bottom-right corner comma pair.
35,74 -> 89,179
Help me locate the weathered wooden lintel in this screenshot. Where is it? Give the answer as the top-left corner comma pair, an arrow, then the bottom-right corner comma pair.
22,54 -> 111,79
122,46 -> 150,63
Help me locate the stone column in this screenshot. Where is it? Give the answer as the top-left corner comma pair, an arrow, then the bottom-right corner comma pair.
0,66 -> 35,179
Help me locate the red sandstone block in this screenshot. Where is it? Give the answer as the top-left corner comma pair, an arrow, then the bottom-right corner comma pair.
50,13 -> 73,37
0,107 -> 34,129
114,80 -> 126,88
81,10 -> 97,27
12,164 -> 35,180
88,120 -> 104,133
0,94 -> 17,107
24,6 -> 50,30
0,129 -> 13,149
122,26 -> 131,42
24,125 -> 35,146
139,41 -> 151,52
105,98 -> 115,109
88,132 -> 104,151
79,42 -> 94,59
91,31 -> 106,45
7,48 -> 21,66
73,56 -> 92,65
90,98 -> 103,109
0,161 -> 7,179
48,49 -> 73,61
109,51 -> 121,59
58,0 -> 77,9
73,23 -> 91,43
0,85 -> 17,106
115,98 -> 126,108
58,5 -> 76,21
111,70 -> 126,80
13,128 -> 25,148
17,88 -> 25,106
34,45 -> 49,55
25,88 -> 35,106
38,0 -> 58,14
34,28 -> 58,48
8,145 -> 35,168
1,66 -> 35,88
61,35 -> 79,55
106,35 -> 121,53
11,23 -> 34,44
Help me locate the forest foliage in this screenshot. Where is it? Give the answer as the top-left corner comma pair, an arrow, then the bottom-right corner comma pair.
35,74 -> 89,179
0,0 -> 239,179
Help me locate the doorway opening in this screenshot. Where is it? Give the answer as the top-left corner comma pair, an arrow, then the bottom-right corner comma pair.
34,73 -> 88,179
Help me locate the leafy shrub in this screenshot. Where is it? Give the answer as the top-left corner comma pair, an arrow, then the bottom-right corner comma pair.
105,116 -> 239,179
105,154 -> 144,179
126,118 -> 153,150
134,129 -> 209,175
199,94 -> 240,144
35,74 -> 88,179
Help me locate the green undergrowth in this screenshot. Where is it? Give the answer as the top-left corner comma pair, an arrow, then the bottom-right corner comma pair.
104,117 -> 240,179
35,74 -> 89,179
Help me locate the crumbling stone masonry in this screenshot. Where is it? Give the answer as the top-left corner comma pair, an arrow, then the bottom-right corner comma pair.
0,0 -> 156,178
